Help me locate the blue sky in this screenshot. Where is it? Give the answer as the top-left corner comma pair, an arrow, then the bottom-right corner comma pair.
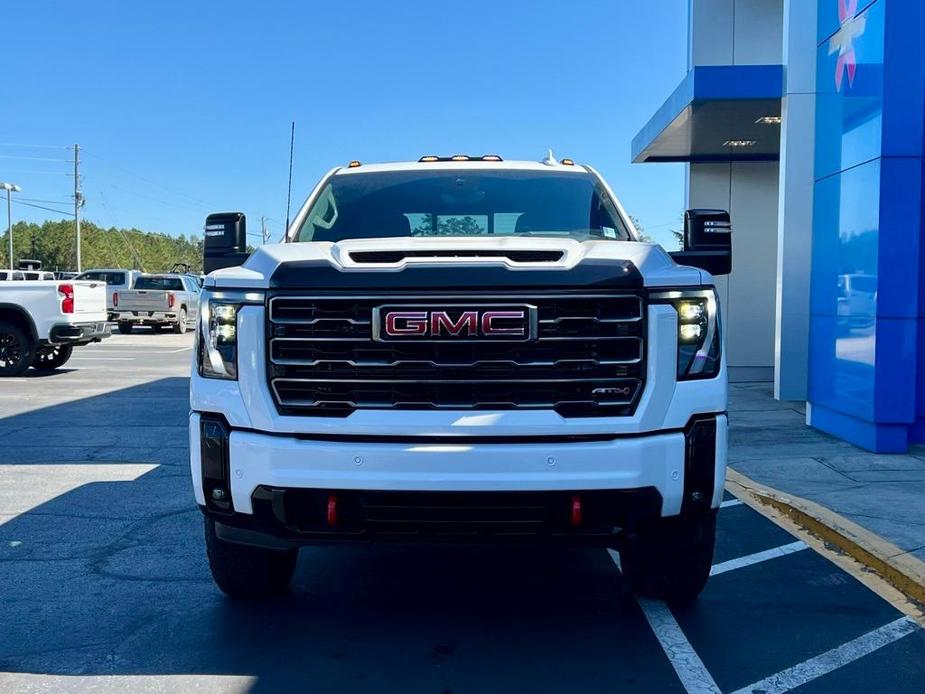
3,0 -> 687,249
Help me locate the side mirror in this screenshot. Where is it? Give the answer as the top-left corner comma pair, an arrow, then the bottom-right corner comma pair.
203,212 -> 250,274
669,209 -> 732,276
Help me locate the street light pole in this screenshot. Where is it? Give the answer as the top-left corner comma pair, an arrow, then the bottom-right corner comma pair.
0,182 -> 21,271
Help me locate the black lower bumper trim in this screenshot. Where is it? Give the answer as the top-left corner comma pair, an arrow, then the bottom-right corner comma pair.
49,321 -> 111,344
202,486 -> 663,549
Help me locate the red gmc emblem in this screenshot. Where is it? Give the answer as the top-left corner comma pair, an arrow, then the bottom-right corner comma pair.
373,305 -> 536,341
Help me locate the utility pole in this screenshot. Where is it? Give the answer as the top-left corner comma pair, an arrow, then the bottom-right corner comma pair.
73,144 -> 84,272
261,216 -> 269,245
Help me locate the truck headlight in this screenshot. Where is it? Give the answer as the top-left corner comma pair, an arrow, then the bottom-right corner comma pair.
197,290 -> 263,380
652,289 -> 721,380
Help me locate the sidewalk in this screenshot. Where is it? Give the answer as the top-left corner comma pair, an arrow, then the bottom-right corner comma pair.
726,383 -> 925,597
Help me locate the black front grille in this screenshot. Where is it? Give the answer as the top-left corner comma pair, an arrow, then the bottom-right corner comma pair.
266,292 -> 646,417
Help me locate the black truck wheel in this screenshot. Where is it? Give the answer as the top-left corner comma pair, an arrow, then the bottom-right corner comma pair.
31,344 -> 74,371
173,308 -> 188,334
204,518 -> 297,598
619,510 -> 717,606
117,322 -> 134,335
0,321 -> 35,377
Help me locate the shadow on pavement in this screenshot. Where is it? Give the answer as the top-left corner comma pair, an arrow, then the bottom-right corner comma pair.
15,368 -> 80,378
0,379 -> 672,693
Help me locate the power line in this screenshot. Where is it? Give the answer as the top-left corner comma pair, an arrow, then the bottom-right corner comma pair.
98,190 -> 144,270
0,169 -> 71,176
82,150 -> 215,208
0,142 -> 70,150
104,182 -> 207,215
0,154 -> 72,163
13,200 -> 74,216
18,196 -> 74,205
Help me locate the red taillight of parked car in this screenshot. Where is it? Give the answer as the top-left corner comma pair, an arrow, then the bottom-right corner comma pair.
58,284 -> 75,314
112,291 -> 119,307
167,292 -> 176,309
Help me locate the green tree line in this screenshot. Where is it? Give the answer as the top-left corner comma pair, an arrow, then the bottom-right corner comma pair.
0,219 -> 203,273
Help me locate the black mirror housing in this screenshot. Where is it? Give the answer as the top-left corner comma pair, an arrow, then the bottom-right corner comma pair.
669,209 -> 732,276
203,212 -> 250,274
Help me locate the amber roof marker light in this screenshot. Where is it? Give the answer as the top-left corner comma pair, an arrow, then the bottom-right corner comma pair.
417,154 -> 505,163
347,160 -> 362,168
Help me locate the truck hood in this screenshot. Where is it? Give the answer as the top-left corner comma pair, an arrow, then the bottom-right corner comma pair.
204,236 -> 707,290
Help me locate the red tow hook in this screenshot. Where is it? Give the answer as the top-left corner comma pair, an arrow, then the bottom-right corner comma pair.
570,494 -> 582,527
326,493 -> 338,527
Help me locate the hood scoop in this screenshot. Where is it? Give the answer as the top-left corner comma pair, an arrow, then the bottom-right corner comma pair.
348,249 -> 564,264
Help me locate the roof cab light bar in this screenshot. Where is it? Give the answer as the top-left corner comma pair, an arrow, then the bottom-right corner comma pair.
417,154 -> 504,162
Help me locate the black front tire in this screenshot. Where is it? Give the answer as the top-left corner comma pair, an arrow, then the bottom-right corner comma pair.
31,344 -> 74,371
204,518 -> 297,598
117,322 -> 134,335
620,510 -> 717,606
0,321 -> 35,377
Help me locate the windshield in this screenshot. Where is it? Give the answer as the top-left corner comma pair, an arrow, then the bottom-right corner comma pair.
77,271 -> 126,286
294,170 -> 632,243
134,276 -> 183,290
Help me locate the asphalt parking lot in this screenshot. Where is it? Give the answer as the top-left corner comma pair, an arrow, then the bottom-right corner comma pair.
0,331 -> 924,693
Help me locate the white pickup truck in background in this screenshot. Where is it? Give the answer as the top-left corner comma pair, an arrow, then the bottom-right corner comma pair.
0,280 -> 110,375
74,268 -> 141,321
115,273 -> 200,334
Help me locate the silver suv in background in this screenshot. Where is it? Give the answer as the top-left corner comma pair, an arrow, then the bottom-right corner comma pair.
115,273 -> 200,334
74,269 -> 141,321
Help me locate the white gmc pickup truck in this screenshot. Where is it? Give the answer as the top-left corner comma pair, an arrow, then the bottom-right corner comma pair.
191,156 -> 732,604
0,279 -> 110,375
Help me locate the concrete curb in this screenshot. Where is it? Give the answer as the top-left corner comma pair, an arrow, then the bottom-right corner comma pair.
726,468 -> 925,609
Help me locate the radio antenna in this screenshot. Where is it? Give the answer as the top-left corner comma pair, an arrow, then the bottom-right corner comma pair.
284,121 -> 296,236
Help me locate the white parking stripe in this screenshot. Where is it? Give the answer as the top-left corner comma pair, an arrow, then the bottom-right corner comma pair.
80,349 -> 184,354
729,617 -> 919,694
720,498 -> 743,509
608,550 -> 722,694
70,358 -> 136,362
710,541 -> 808,576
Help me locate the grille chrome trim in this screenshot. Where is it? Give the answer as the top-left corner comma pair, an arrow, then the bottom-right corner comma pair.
273,316 -> 372,326
269,355 -> 643,367
273,376 -> 638,384
539,315 -> 642,324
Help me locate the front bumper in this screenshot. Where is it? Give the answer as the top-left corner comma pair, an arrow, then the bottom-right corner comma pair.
116,311 -> 177,324
190,412 -> 727,547
48,321 -> 111,344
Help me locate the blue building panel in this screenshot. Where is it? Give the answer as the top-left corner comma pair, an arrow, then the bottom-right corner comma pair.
880,5 -> 925,158
809,159 -> 880,319
808,0 -> 925,452
808,313 -> 876,421
817,0 -> 878,44
814,0 -> 884,181
876,158 -> 923,318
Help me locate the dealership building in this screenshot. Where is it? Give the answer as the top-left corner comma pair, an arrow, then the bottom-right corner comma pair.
633,0 -> 925,452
